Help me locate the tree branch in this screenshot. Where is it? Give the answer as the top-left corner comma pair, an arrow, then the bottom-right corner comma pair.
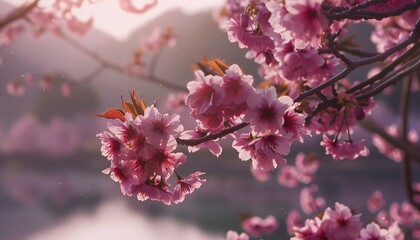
176,122 -> 250,146
0,0 -> 39,30
56,31 -> 186,91
359,118 -> 420,163
399,77 -> 420,212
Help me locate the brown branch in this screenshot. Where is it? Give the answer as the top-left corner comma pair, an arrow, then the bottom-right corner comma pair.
399,77 -> 420,212
327,1 -> 420,21
347,42 -> 420,94
359,118 -> 420,163
176,122 -> 250,146
0,0 -> 39,30
56,31 -> 186,91
295,19 -> 420,103
336,45 -> 378,58
355,57 -> 420,101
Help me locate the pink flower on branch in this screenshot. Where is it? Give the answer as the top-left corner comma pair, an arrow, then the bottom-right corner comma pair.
180,127 -> 222,157
321,202 -> 362,240
186,70 -> 225,130
226,230 -> 250,240
358,222 -> 388,240
241,215 -> 278,237
280,0 -> 329,48
244,86 -> 292,135
367,190 -> 385,213
321,134 -> 369,160
138,106 -> 184,147
300,184 -> 325,215
172,172 -> 206,204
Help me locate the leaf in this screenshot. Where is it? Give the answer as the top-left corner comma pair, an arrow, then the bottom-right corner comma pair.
95,108 -> 125,122
129,90 -> 147,116
121,96 -> 138,117
194,58 -> 229,76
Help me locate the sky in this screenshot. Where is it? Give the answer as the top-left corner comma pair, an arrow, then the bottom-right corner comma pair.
3,0 -> 225,40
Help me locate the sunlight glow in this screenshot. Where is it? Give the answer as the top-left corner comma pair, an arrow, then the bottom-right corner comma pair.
3,0 -> 225,40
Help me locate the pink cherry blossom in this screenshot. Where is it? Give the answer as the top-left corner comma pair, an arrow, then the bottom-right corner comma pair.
6,115 -> 44,153
299,184 -> 325,215
376,210 -> 393,228
39,76 -> 54,90
97,131 -> 123,166
6,81 -> 25,96
241,215 -> 278,237
139,106 -> 183,147
66,16 -> 93,36
278,166 -> 300,188
41,117 -> 81,157
232,133 -> 254,161
61,82 -> 71,97
221,64 -> 255,117
358,222 -> 388,240
281,106 -> 306,141
135,180 -> 173,205
373,124 -> 419,162
222,10 -> 275,55
0,23 -> 25,46
124,59 -> 146,77
172,172 -> 206,204
248,133 -> 291,171
165,92 -> 187,113
286,210 -> 302,235
281,0 -> 329,48
321,202 -> 362,240
226,230 -> 250,240
186,70 -> 225,130
250,165 -> 271,182
291,217 -> 326,239
367,190 -> 385,213
295,152 -> 320,184
389,201 -> 420,226
277,46 -> 325,81
119,0 -> 157,14
387,223 -> 405,240
244,87 -> 292,135
321,135 -> 369,160
142,27 -> 176,53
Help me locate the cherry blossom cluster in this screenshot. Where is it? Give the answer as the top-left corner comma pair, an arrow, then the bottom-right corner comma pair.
0,0 -> 158,45
283,186 -> 420,239
185,63 -> 306,173
372,123 -> 419,162
6,73 -> 72,97
225,215 -> 278,240
215,0 -> 409,161
1,0 -> 93,44
289,202 -> 405,240
3,114 -> 80,156
97,94 -> 205,205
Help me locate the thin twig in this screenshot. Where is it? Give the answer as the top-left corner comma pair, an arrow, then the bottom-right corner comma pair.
0,0 -> 39,30
347,42 -> 420,94
355,58 -> 420,100
176,122 -> 250,146
56,31 -> 186,91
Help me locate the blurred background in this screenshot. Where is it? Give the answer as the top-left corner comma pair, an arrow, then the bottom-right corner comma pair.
0,1 -> 417,239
